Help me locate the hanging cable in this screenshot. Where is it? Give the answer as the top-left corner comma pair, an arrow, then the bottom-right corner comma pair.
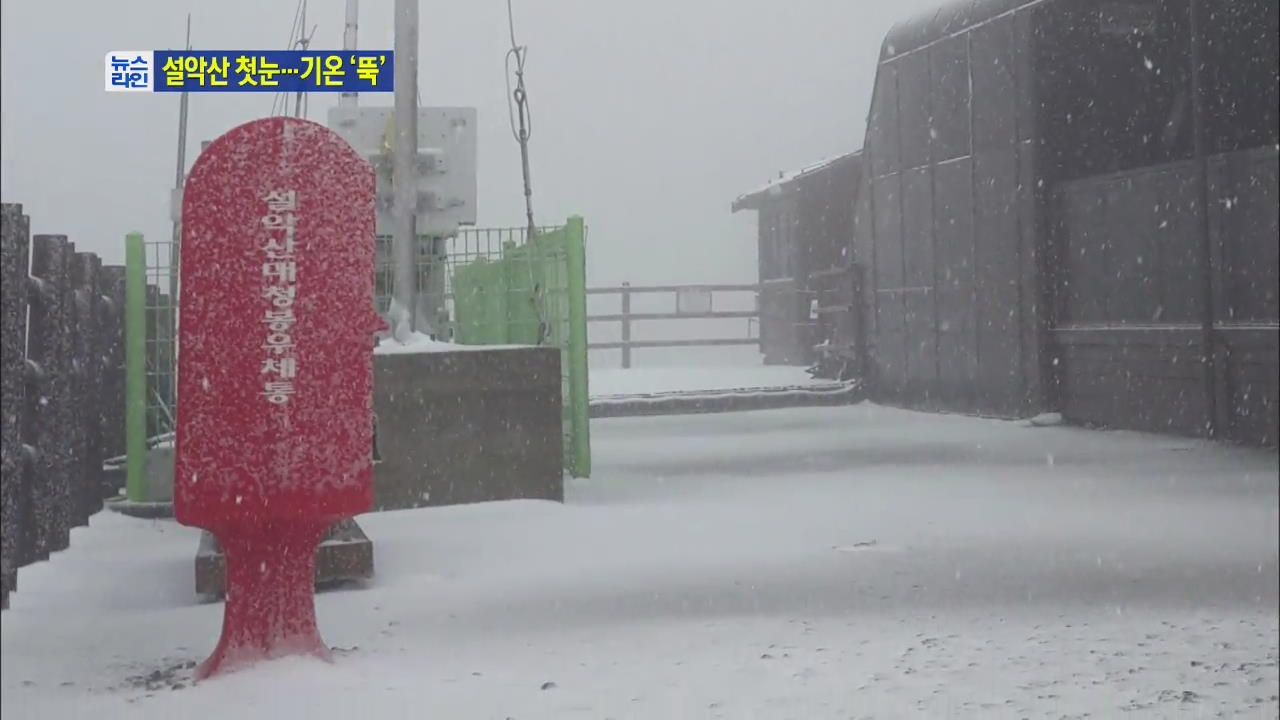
271,0 -> 316,118
291,0 -> 318,119
506,0 -> 536,240
271,0 -> 305,116
292,21 -> 318,118
504,0 -> 547,344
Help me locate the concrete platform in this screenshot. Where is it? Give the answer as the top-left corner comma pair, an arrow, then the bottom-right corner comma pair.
193,518 -> 374,600
372,346 -> 563,510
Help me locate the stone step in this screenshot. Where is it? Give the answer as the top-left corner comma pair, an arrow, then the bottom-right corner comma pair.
193,518 -> 374,600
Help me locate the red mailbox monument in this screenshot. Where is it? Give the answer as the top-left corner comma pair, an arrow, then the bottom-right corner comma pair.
175,116 -> 384,679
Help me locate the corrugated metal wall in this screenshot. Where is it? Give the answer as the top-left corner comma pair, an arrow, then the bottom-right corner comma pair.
857,4 -> 1042,416
1050,147 -> 1279,444
849,0 -> 1278,443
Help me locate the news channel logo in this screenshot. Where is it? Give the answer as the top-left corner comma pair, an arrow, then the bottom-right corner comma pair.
105,50 -> 394,93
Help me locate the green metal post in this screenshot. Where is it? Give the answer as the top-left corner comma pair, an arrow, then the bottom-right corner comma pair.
565,217 -> 591,477
124,232 -> 147,502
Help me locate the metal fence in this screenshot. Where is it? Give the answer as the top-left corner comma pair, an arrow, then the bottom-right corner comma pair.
374,218 -> 592,478
141,236 -> 177,439
131,218 -> 593,488
120,233 -> 178,503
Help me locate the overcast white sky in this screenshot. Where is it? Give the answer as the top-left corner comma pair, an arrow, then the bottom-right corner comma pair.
1,0 -> 937,286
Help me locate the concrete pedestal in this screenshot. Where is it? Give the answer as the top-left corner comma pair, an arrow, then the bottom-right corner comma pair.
371,346 -> 564,510
144,445 -> 174,502
194,518 -> 373,600
188,345 -> 562,597
104,446 -> 176,518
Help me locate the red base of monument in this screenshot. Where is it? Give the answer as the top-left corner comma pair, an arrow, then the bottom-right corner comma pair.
195,518 -> 338,681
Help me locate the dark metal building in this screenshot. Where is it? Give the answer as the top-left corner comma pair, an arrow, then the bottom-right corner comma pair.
740,0 -> 1279,444
733,152 -> 863,366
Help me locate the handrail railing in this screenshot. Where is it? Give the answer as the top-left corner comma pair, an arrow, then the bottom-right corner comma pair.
587,283 -> 760,368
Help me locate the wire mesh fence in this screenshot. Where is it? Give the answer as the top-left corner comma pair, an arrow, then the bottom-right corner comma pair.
375,220 -> 591,477
375,226 -> 565,335
143,237 -> 177,441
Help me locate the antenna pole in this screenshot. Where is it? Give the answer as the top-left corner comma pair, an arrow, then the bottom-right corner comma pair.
340,0 -> 359,109
293,0 -> 308,117
506,0 -> 536,239
170,14 -> 191,308
391,0 -> 420,335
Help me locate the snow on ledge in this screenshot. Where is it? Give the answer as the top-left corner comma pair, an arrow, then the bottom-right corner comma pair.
590,381 -> 859,405
374,332 -> 534,355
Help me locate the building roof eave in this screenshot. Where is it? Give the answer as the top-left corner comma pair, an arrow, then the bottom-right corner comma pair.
731,149 -> 862,213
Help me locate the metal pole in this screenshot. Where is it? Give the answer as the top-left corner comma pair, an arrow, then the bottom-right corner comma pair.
124,233 -> 147,503
172,15 -> 191,215
1188,0 -> 1218,438
293,0 -> 308,118
340,0 -> 359,109
169,15 -> 190,360
507,0 -> 536,240
565,217 -> 591,477
620,281 -> 631,369
164,16 -> 192,455
392,0 -> 419,336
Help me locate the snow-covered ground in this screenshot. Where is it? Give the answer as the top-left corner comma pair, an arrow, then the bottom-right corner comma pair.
590,365 -> 821,397
3,405 -> 1277,719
